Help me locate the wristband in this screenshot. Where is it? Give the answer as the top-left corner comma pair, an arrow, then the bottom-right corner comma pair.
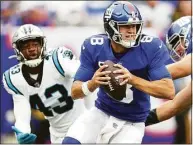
145,108 -> 160,126
82,81 -> 92,96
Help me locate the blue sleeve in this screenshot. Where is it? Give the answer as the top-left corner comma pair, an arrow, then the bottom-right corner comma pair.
148,38 -> 171,81
74,39 -> 95,82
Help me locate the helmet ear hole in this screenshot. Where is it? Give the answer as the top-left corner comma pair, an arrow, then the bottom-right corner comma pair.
112,36 -> 117,41
13,48 -> 23,61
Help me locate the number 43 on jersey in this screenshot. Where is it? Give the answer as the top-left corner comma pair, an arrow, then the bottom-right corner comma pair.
30,84 -> 73,117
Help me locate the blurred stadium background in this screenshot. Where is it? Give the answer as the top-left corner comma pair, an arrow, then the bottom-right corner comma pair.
0,0 -> 192,144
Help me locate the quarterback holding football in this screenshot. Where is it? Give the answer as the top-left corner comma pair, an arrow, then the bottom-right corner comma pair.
62,1 -> 175,144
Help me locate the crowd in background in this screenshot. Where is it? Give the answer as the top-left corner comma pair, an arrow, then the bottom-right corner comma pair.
0,0 -> 192,144
1,1 -> 191,32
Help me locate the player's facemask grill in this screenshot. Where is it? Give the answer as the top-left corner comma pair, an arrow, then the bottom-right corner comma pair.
13,37 -> 46,67
166,31 -> 189,62
109,21 -> 143,48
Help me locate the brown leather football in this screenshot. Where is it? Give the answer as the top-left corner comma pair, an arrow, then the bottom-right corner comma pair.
101,60 -> 127,101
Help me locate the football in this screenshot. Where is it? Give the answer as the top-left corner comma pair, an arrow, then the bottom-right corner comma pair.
101,60 -> 127,101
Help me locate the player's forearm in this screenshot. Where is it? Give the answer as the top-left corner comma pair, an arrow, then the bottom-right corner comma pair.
146,82 -> 191,126
15,120 -> 31,133
71,81 -> 85,99
167,64 -> 189,80
156,100 -> 176,121
71,80 -> 98,99
13,98 -> 31,133
167,54 -> 191,79
157,82 -> 192,121
130,75 -> 175,99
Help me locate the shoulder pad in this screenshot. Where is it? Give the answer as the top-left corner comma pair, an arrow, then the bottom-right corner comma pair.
85,34 -> 108,45
141,35 -> 169,64
141,35 -> 163,53
82,34 -> 108,52
3,65 -> 23,95
57,46 -> 74,60
51,46 -> 75,77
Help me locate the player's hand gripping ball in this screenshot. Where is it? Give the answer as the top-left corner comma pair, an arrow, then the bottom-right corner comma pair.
101,60 -> 126,101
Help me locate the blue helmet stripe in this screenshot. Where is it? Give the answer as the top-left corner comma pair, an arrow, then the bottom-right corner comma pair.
52,48 -> 65,76
4,70 -> 23,95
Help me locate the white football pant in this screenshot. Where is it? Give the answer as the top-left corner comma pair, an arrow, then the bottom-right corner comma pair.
66,106 -> 145,143
50,133 -> 65,143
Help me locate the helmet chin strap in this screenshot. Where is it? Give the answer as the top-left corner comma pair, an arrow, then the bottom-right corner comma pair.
23,58 -> 43,67
109,21 -> 142,49
120,40 -> 136,48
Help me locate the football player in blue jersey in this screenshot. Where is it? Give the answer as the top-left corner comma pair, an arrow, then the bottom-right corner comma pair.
145,16 -> 192,127
165,15 -> 192,144
62,1 -> 175,144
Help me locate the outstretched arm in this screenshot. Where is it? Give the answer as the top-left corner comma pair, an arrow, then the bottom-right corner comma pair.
145,82 -> 192,126
12,95 -> 37,144
12,94 -> 32,133
156,81 -> 191,121
2,70 -> 36,144
167,54 -> 191,79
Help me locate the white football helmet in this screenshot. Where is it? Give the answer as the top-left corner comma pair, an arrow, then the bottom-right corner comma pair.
12,24 -> 47,67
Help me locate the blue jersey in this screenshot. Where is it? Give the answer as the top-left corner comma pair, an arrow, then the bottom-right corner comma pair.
75,34 -> 171,122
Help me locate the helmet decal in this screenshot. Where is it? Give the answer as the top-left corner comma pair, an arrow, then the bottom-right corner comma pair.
103,1 -> 143,48
12,24 -> 47,67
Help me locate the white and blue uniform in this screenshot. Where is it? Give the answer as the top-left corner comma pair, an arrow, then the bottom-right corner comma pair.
65,34 -> 171,143
2,46 -> 85,143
